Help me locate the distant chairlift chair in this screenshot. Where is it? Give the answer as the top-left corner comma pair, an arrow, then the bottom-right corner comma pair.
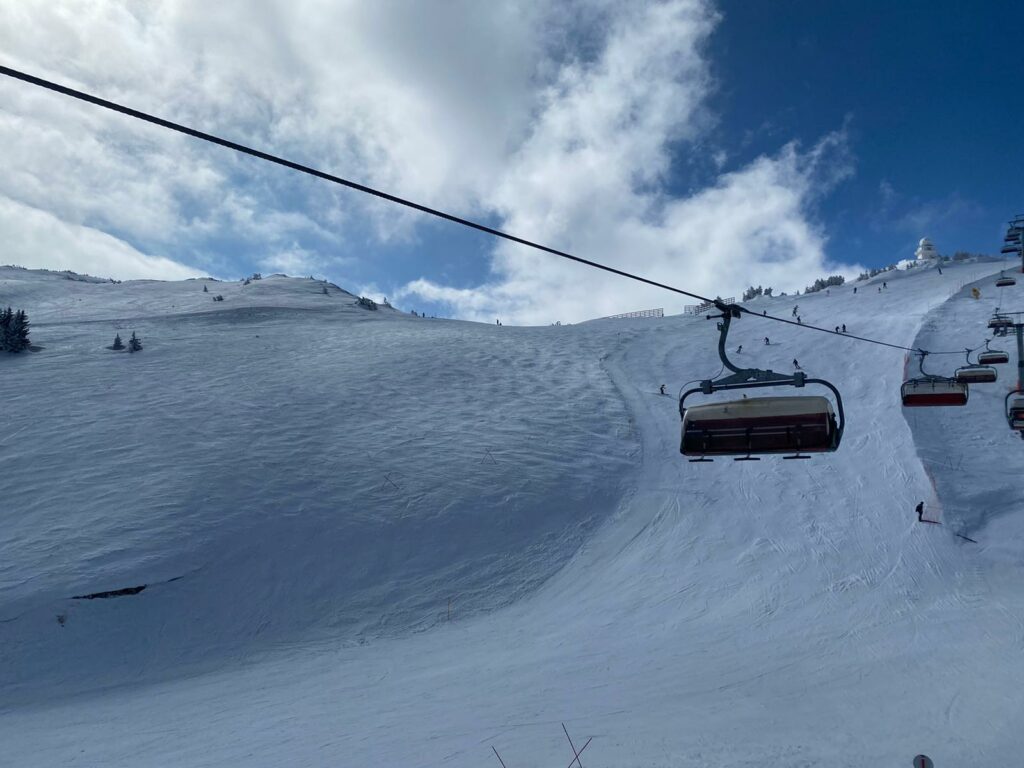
996,272 -> 1017,288
978,340 -> 1010,365
988,314 -> 1014,336
1006,390 -> 1024,436
954,348 -> 998,384
901,351 -> 969,407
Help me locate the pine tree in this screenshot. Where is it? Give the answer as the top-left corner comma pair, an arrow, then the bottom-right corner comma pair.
111,333 -> 124,350
0,307 -> 11,352
1,308 -> 29,352
11,310 -> 29,352
203,284 -> 209,293
128,331 -> 142,353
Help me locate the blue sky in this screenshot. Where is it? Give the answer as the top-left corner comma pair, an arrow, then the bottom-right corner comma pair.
0,1 -> 1020,323
708,0 -> 1022,266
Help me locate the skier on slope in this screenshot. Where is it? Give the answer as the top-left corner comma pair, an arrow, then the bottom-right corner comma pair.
915,501 -> 925,522
659,384 -> 666,395
793,359 -> 801,370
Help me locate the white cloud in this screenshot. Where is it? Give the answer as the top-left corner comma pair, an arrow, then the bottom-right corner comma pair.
0,197 -> 202,280
398,4 -> 859,324
401,135 -> 859,324
0,0 -> 859,317
257,243 -> 350,277
0,0 -> 562,264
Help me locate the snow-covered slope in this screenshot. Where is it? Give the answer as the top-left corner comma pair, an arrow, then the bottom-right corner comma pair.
0,268 -> 636,698
2,260 -> 1023,766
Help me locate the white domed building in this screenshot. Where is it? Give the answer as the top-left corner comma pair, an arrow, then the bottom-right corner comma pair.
915,237 -> 938,261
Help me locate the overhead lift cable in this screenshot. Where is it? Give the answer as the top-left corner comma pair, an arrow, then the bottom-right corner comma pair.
741,309 -> 915,352
0,64 -> 977,357
0,65 -> 715,306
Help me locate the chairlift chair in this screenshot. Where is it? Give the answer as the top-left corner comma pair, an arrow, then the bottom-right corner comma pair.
988,315 -> 1014,334
978,349 -> 1010,365
901,352 -> 969,406
954,366 -> 997,384
996,274 -> 1017,287
1001,245 -> 1021,255
901,379 -> 968,406
953,348 -> 998,384
679,304 -> 845,461
1006,391 -> 1024,431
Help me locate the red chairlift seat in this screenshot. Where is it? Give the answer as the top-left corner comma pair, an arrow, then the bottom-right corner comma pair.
997,277 -> 1017,287
954,365 -> 998,384
681,396 -> 840,457
978,350 -> 1009,365
901,379 -> 968,407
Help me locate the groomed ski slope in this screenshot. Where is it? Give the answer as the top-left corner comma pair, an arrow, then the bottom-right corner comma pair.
2,260 -> 1023,766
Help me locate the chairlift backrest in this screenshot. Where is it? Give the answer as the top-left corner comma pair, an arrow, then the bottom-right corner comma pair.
954,365 -> 998,384
901,378 -> 968,407
978,350 -> 1009,365
681,396 -> 840,457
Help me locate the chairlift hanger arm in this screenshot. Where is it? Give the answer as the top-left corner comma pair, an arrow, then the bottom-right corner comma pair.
709,304 -> 798,386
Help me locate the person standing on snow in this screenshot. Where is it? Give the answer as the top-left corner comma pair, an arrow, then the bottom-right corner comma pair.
915,501 -> 925,522
659,384 -> 666,395
764,337 -> 770,345
793,359 -> 801,370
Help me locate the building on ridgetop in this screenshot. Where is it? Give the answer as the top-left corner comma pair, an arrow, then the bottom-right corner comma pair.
915,237 -> 938,261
